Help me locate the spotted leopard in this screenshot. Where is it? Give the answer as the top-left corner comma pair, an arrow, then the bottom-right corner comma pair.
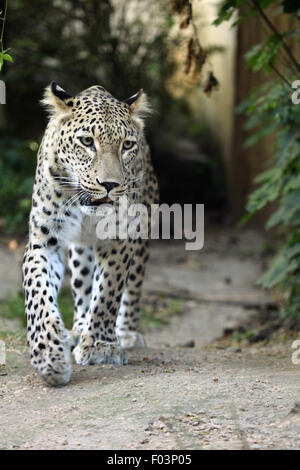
22,82 -> 159,386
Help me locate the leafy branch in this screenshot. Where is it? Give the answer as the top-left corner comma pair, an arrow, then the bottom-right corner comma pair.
250,0 -> 300,75
0,0 -> 13,71
215,0 -> 300,318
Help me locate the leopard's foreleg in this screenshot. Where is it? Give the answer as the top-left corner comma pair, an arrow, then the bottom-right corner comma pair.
23,241 -> 71,386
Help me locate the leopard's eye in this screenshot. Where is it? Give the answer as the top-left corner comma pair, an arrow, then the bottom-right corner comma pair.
79,136 -> 94,147
122,140 -> 135,151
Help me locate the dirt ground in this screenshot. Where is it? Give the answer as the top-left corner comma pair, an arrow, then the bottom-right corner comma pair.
0,226 -> 300,450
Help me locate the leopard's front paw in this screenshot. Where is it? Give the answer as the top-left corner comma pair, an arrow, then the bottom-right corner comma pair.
30,320 -> 72,386
73,332 -> 94,366
73,334 -> 128,366
93,340 -> 128,365
116,330 -> 146,349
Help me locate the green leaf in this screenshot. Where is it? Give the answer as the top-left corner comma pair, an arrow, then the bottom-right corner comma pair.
246,177 -> 281,214
285,243 -> 300,259
213,0 -> 246,26
267,190 -> 300,228
245,35 -> 283,73
244,121 -> 278,147
283,174 -> 300,193
258,251 -> 298,288
3,53 -> 13,63
238,211 -> 256,227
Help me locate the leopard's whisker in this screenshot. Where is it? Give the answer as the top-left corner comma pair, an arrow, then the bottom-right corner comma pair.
125,188 -> 142,194
59,190 -> 83,215
129,173 -> 144,183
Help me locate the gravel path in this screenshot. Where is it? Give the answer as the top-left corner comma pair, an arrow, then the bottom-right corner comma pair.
0,227 -> 299,450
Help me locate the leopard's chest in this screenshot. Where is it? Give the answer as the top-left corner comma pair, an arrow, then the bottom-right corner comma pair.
53,206 -> 114,247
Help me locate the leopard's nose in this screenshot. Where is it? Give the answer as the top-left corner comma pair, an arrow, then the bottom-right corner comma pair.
96,180 -> 119,193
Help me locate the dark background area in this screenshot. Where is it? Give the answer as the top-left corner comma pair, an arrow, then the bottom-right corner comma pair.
0,0 -> 225,234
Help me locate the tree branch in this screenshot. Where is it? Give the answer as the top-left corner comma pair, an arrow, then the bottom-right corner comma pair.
251,0 -> 300,74
0,0 -> 8,52
270,63 -> 291,86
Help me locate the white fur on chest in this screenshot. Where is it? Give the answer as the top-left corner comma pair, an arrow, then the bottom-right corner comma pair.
54,206 -> 113,247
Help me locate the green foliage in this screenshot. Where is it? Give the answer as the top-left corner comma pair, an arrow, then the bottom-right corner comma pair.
140,298 -> 183,330
0,0 -> 225,233
245,35 -> 283,74
6,0 -> 175,138
0,291 -> 26,326
231,329 -> 255,342
213,0 -> 246,25
0,0 -> 178,233
0,133 -> 37,233
0,1 -> 13,72
214,0 -> 300,27
241,83 -> 300,315
215,1 -> 300,317
0,48 -> 13,71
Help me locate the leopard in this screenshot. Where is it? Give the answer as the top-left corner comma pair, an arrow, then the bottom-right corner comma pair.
22,81 -> 159,386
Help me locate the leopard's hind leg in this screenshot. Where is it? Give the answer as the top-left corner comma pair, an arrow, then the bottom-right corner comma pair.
68,244 -> 94,347
116,239 -> 149,349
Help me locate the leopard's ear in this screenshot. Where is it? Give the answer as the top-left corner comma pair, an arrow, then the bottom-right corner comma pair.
41,82 -> 74,116
125,89 -> 151,128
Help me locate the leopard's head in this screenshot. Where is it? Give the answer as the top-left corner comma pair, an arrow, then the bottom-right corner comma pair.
42,82 -> 151,214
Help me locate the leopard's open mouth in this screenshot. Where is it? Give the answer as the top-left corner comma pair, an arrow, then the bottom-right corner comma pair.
82,196 -> 113,207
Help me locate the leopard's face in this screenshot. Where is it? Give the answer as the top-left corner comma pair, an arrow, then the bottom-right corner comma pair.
43,83 -> 149,214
